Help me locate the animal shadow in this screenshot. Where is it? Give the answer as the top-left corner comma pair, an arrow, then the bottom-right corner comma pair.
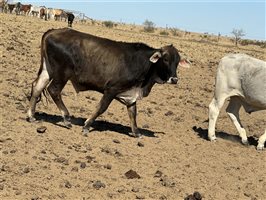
192,126 -> 262,148
34,112 -> 156,137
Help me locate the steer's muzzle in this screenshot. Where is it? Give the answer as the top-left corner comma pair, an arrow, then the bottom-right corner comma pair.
167,77 -> 178,84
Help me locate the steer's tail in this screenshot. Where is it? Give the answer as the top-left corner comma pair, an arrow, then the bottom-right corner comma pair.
28,29 -> 54,104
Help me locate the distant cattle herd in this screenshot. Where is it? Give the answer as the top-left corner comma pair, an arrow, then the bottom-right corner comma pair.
0,0 -> 75,27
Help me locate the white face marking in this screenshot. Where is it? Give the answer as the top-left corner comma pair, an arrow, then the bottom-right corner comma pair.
116,87 -> 143,105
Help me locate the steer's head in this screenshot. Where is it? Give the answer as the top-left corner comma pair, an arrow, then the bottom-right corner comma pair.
149,45 -> 180,84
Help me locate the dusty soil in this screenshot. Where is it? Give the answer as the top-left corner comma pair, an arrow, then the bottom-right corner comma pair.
0,13 -> 265,200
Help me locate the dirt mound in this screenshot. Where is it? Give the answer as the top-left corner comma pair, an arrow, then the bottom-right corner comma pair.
0,13 -> 265,199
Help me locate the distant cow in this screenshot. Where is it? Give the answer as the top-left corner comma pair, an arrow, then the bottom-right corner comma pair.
67,12 -> 75,27
208,54 -> 266,150
27,28 -> 183,137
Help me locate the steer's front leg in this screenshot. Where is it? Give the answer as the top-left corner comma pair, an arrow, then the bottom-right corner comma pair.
127,102 -> 141,138
83,92 -> 114,136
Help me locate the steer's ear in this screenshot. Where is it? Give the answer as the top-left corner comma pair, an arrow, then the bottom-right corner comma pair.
150,52 -> 162,63
178,59 -> 191,68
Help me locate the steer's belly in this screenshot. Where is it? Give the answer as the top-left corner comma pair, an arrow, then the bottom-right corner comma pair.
116,87 -> 143,105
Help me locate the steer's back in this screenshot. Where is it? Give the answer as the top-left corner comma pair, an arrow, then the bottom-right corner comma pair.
216,54 -> 266,108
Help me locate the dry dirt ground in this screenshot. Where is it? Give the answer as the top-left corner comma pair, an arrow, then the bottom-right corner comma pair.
0,13 -> 265,200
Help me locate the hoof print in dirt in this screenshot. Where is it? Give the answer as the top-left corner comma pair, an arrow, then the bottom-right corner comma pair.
36,126 -> 47,133
125,169 -> 141,179
184,191 -> 202,200
92,180 -> 105,190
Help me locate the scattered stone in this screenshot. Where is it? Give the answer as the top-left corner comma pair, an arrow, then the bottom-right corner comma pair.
15,191 -> 22,195
71,167 -> 79,172
154,170 -> 163,178
136,195 -> 145,199
37,126 -> 47,133
113,139 -> 121,144
104,164 -> 112,170
80,162 -> 86,169
23,167 -> 30,174
85,155 -> 95,163
0,184 -> 4,190
125,170 -> 141,179
165,111 -> 174,116
184,192 -> 202,200
31,195 -> 40,200
10,149 -> 17,154
54,157 -> 69,165
137,141 -> 144,147
142,124 -> 149,129
64,180 -> 72,188
160,176 -> 175,187
2,151 -> 8,155
92,180 -> 105,190
131,187 -> 139,192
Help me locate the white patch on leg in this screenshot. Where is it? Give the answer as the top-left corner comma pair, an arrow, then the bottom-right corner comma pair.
36,58 -> 50,91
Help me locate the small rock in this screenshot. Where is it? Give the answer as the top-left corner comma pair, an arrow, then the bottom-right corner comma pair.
142,124 -> 149,128
137,141 -> 144,147
136,195 -> 145,199
10,149 -> 17,154
37,126 -> 47,133
0,184 -> 4,190
184,191 -> 202,200
71,167 -> 79,172
23,167 -> 30,173
31,195 -> 40,200
113,139 -> 120,144
80,162 -> 86,169
15,191 -> 22,195
131,187 -> 139,192
64,181 -> 72,188
165,111 -> 174,116
154,170 -> 163,178
160,176 -> 175,187
92,180 -> 105,190
125,170 -> 141,179
104,164 -> 112,170
54,157 -> 68,165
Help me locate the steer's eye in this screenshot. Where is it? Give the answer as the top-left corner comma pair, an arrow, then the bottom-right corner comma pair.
163,57 -> 169,63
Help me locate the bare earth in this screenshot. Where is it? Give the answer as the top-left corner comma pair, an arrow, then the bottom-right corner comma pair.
0,13 -> 265,200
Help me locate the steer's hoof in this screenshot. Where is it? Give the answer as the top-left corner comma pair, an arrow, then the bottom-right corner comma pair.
208,135 -> 217,142
256,144 -> 264,151
27,117 -> 36,123
241,139 -> 249,146
129,132 -> 142,138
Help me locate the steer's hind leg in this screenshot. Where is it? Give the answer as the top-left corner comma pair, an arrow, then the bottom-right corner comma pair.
47,80 -> 71,128
226,97 -> 248,145
208,96 -> 227,141
127,103 -> 141,138
257,129 -> 266,151
83,92 -> 114,136
27,62 -> 50,122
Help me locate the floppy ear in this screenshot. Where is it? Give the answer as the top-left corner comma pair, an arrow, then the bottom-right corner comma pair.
178,59 -> 191,68
149,52 -> 162,63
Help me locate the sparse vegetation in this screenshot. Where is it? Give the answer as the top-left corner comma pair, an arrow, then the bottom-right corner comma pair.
103,20 -> 115,28
169,28 -> 180,36
231,28 -> 245,46
159,30 -> 169,36
143,19 -> 155,33
240,39 -> 266,48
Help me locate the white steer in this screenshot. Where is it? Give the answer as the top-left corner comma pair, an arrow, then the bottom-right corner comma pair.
208,54 -> 266,150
